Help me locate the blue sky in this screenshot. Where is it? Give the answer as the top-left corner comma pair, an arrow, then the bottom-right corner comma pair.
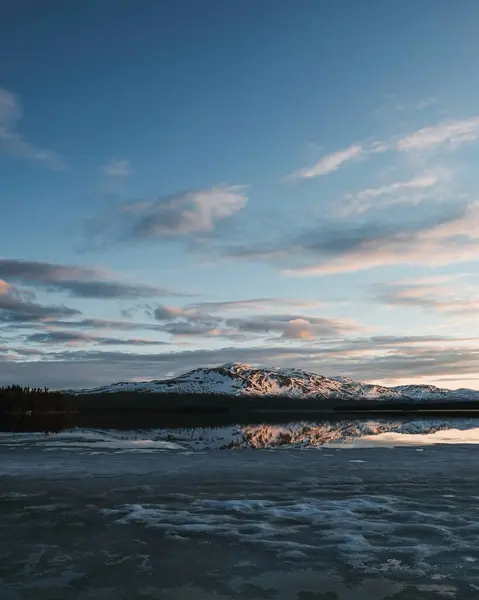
2,0 -> 479,389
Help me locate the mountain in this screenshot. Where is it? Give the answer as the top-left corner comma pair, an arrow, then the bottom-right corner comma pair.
392,384 -> 479,402
67,363 -> 479,401
67,362 -> 409,401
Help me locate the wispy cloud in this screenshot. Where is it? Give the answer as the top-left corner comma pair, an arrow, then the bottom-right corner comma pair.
415,97 -> 441,110
103,158 -> 132,178
288,116 -> 479,180
0,89 -> 65,169
339,171 -> 446,216
0,259 -> 187,299
289,144 -> 363,180
396,117 -> 479,152
352,173 -> 439,201
26,330 -> 167,347
187,298 -> 322,313
374,278 -> 479,316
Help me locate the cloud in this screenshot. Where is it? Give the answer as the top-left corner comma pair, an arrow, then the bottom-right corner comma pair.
151,304 -> 241,339
374,278 -> 479,316
54,301 -> 343,343
336,165 -> 457,218
47,280 -> 173,299
225,313 -> 360,340
187,298 -> 322,313
226,195 -> 479,277
25,330 -> 167,347
27,317 -> 173,334
340,172 -> 442,216
288,116 -> 479,181
153,304 -> 198,321
103,158 -> 132,178
0,89 -> 65,169
355,174 -> 440,200
289,144 -> 363,180
276,202 -> 479,277
415,97 -> 440,110
0,259 -> 185,299
149,299 -> 358,342
159,321 -> 226,337
103,185 -> 248,240
2,335 -> 479,389
0,279 -> 80,323
396,117 -> 479,152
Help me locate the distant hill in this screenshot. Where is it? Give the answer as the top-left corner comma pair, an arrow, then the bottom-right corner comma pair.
392,384 -> 479,402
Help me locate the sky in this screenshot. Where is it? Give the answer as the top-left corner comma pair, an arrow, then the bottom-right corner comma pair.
2,0 -> 479,390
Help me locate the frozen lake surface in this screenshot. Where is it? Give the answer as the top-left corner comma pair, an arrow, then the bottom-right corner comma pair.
2,428 -> 479,598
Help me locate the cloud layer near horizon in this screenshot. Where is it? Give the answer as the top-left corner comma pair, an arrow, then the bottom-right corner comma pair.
3,335 -> 479,390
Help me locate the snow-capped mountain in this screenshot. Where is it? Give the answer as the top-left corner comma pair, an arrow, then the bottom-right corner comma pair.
392,384 -> 479,402
67,362 -> 409,401
67,363 -> 479,401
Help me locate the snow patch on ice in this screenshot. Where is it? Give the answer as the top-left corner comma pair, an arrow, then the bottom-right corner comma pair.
103,492 -> 479,580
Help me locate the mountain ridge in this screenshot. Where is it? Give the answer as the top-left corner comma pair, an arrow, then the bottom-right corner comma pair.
65,362 -> 479,401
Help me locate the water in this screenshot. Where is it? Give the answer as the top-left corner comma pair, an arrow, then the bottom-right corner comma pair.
3,414 -> 479,448
3,422 -> 479,598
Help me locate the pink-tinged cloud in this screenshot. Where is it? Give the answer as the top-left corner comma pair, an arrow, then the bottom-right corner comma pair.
374,278 -> 479,317
283,205 -> 479,277
0,279 -> 11,295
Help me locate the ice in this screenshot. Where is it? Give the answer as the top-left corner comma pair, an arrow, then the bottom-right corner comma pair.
3,441 -> 479,596
101,490 -> 479,581
0,430 -> 184,451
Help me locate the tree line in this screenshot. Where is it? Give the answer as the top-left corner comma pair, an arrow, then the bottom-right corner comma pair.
0,385 -> 68,415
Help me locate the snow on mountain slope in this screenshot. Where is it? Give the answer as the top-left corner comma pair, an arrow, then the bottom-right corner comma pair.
66,363 -> 479,401
68,362 -> 407,401
393,384 -> 479,401
329,376 -> 405,400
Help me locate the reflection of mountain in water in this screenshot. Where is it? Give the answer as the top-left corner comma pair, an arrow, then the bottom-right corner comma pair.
3,419 -> 479,448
